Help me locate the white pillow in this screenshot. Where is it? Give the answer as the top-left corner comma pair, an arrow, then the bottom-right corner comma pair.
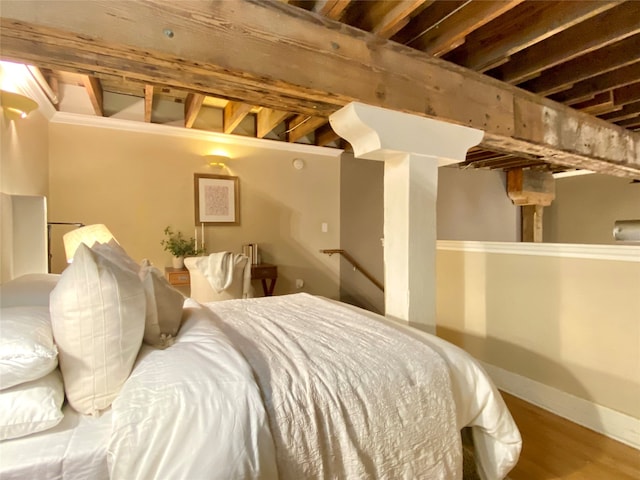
0,274 -> 61,308
91,239 -> 140,274
50,243 -> 146,415
0,306 -> 58,390
0,369 -> 64,441
139,259 -> 185,349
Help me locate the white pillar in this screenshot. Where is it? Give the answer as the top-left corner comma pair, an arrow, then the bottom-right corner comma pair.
330,102 -> 483,332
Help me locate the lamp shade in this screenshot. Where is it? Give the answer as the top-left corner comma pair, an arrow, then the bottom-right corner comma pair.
0,90 -> 38,120
63,224 -> 117,263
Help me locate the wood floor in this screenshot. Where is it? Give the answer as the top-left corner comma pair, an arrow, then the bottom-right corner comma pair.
501,392 -> 640,479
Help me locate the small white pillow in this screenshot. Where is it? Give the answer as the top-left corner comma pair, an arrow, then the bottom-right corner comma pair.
50,244 -> 146,415
139,259 -> 185,349
0,274 -> 61,308
0,306 -> 58,390
0,369 -> 64,441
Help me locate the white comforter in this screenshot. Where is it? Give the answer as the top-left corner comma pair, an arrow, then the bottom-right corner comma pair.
108,293 -> 520,480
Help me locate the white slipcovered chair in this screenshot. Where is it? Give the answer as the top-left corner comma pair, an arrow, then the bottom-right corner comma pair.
184,253 -> 251,303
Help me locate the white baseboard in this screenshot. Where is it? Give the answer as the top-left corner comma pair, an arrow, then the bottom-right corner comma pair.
482,362 -> 640,450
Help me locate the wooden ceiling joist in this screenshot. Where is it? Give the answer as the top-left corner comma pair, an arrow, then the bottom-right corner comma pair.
600,101 -> 640,123
392,0 -> 468,45
286,116 -> 328,143
521,34 -> 640,96
490,2 -> 640,84
81,74 -> 103,117
223,101 -> 252,134
445,1 -> 619,72
551,62 -> 640,104
144,84 -> 153,123
613,82 -> 640,107
184,93 -> 204,129
1,0 -> 638,177
409,0 -> 524,57
256,108 -> 290,139
314,123 -> 340,147
569,92 -> 616,116
368,0 -> 427,39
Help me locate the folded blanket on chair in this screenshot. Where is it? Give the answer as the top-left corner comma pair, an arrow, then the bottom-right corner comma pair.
193,252 -> 251,298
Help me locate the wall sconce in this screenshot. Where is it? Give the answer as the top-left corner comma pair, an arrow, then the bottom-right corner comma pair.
0,89 -> 38,120
204,154 -> 230,168
63,224 -> 117,263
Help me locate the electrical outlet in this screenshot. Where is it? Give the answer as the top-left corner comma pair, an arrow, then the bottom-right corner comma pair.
295,279 -> 304,289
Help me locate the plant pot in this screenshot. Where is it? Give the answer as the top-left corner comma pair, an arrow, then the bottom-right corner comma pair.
172,256 -> 185,269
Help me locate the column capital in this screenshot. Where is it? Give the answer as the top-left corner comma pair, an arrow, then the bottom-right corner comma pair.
330,102 -> 484,165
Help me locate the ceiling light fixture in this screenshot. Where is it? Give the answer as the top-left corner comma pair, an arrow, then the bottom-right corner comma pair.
0,89 -> 38,120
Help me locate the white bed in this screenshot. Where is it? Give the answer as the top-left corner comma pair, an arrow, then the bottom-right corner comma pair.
1,292 -> 521,480
0,195 -> 521,479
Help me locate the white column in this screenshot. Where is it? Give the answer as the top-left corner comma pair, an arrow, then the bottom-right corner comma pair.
330,102 -> 483,332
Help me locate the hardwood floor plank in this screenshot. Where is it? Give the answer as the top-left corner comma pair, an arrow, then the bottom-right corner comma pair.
501,392 -> 640,479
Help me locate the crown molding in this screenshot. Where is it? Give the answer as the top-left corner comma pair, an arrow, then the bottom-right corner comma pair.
437,240 -> 640,262
50,111 -> 344,157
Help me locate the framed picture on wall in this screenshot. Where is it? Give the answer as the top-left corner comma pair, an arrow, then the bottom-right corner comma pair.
194,173 -> 240,226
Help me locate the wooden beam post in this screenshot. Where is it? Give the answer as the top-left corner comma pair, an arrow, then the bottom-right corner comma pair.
522,205 -> 544,243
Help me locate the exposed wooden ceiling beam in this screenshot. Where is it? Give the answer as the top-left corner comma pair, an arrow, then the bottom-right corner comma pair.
1,0 -> 637,177
489,2 -> 640,84
81,74 -> 103,117
409,0 -> 524,57
144,84 -> 153,123
184,93 -> 204,129
614,82 -> 640,107
256,108 -> 290,139
286,116 -> 328,143
521,34 -> 640,96
551,62 -> 640,104
445,1 -> 618,72
223,101 -> 252,134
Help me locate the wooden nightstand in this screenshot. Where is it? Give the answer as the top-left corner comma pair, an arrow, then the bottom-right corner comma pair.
251,263 -> 278,296
165,267 -> 190,286
165,264 -> 278,296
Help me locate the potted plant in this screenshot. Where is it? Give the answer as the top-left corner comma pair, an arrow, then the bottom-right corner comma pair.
161,226 -> 202,268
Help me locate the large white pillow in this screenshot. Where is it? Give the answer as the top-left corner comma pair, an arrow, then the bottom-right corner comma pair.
50,243 -> 146,415
0,369 -> 64,441
0,306 -> 58,390
139,259 -> 185,349
0,274 -> 61,308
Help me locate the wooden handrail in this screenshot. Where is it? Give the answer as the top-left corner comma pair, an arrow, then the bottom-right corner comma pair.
320,249 -> 384,292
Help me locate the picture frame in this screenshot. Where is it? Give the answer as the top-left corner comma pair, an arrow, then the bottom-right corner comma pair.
194,173 -> 240,226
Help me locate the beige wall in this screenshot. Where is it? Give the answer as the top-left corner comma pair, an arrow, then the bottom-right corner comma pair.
48,122 -> 340,298
340,153 -> 385,313
544,174 -> 640,245
0,105 -> 49,196
437,246 -> 640,418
